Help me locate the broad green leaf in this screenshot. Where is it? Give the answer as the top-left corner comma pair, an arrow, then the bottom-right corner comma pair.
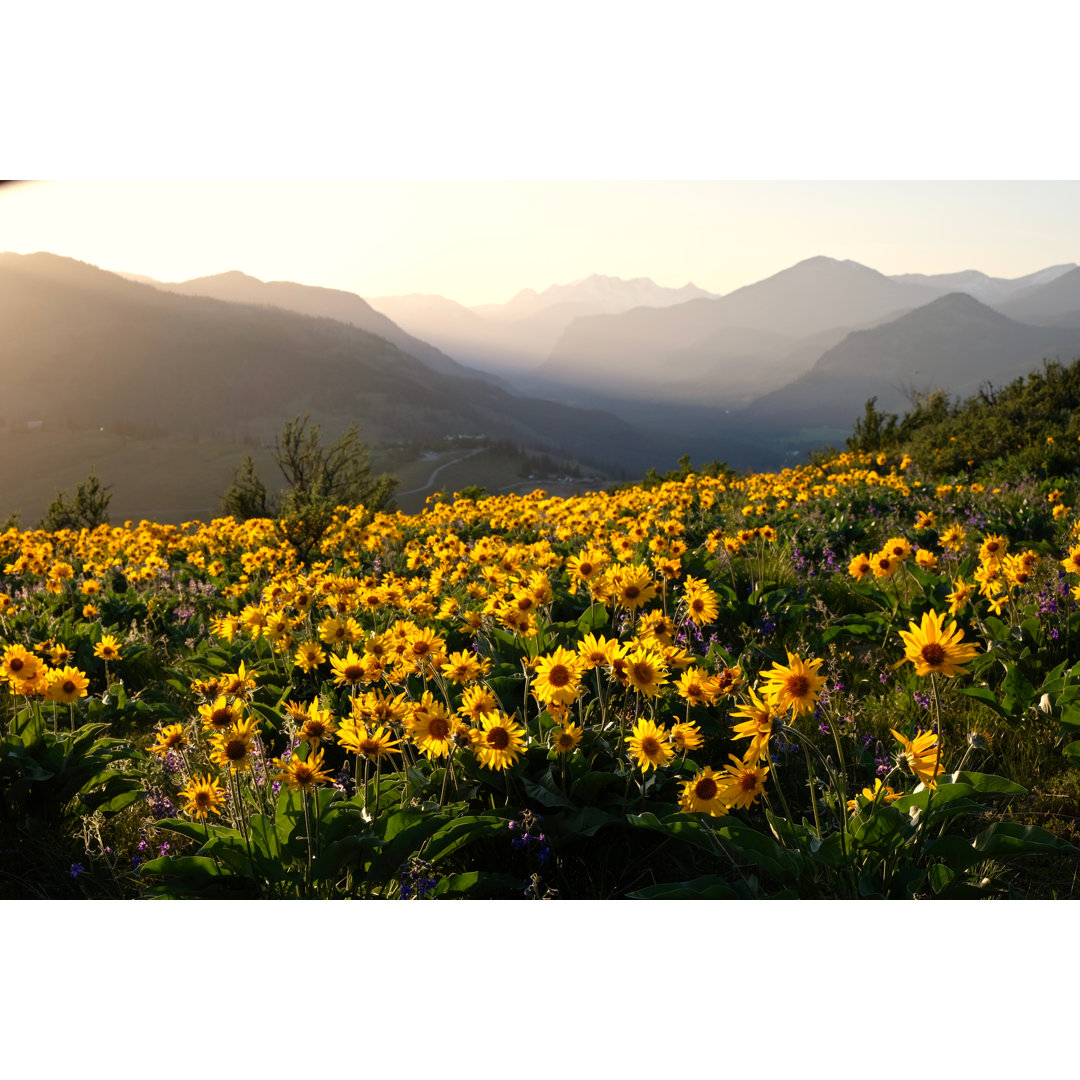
577,605 -> 609,634
958,686 -> 1010,721
1001,664 -> 1036,716
973,822 -> 1077,856
432,872 -> 522,898
627,875 -> 741,900
946,771 -> 1025,795
423,816 -> 507,864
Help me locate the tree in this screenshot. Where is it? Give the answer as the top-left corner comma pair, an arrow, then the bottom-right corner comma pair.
222,415 -> 397,562
41,470 -> 112,531
221,455 -> 273,520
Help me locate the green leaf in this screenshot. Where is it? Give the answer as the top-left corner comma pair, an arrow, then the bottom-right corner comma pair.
432,871 -> 522,898
577,605 -> 609,634
518,771 -> 573,809
627,875 -> 742,900
570,770 -> 622,805
946,771 -> 1026,796
1001,663 -> 1037,716
928,863 -> 956,894
626,812 -> 724,857
140,855 -> 223,877
310,834 -> 379,879
1058,703 -> 1080,732
552,806 -> 620,839
973,822 -> 1077,856
958,686 -> 1010,721
247,813 -> 281,862
850,805 -> 910,852
893,783 -> 975,814
1063,740 -> 1080,766
423,816 -> 507,864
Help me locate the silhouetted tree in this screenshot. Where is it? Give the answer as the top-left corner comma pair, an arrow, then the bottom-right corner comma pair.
41,470 -> 112,530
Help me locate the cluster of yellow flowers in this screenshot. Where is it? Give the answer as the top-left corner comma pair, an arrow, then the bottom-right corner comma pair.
0,446 -> 1072,844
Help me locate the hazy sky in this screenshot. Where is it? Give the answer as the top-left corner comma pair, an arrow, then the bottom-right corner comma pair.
4,180 -> 1080,307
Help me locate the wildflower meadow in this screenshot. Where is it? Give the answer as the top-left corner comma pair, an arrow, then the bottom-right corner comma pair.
3,447 -> 1080,900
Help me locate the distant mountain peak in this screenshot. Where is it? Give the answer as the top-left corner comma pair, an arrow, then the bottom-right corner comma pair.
182,269 -> 262,285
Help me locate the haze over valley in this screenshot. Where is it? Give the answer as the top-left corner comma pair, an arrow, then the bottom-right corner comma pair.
4,240 -> 1080,524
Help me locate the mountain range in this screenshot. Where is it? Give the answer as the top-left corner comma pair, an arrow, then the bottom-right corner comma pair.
5,248 -> 1080,524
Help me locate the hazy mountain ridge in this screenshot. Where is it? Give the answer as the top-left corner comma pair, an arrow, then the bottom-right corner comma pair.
369,274 -> 721,375
890,264 -> 1076,305
470,273 -> 716,320
738,292 -> 1080,429
0,253 -> 664,478
995,266 -> 1080,326
129,268 -> 507,386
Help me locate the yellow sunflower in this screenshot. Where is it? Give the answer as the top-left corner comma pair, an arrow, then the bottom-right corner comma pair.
762,652 -> 826,718
890,727 -> 944,787
296,700 -> 337,747
552,722 -> 584,755
625,717 -> 673,772
533,646 -> 585,706
848,553 -> 872,582
293,640 -> 326,673
329,647 -> 366,689
624,648 -> 668,698
178,774 -> 225,820
409,698 -> 454,759
198,695 -> 242,733
210,717 -> 258,773
679,766 -> 729,816
93,635 -> 122,663
337,721 -> 402,761
45,666 -> 90,704
149,723 -> 189,757
474,711 -> 528,771
720,754 -> 769,810
4,644 -> 43,683
274,747 -> 334,793
898,608 -> 979,677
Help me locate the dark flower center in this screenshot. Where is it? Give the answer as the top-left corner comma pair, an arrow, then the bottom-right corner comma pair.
547,664 -> 570,687
640,736 -> 661,756
786,675 -> 810,698
486,727 -> 510,750
921,642 -> 946,666
695,777 -> 719,800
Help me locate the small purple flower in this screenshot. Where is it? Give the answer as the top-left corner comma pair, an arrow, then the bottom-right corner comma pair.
70,863 -> 85,878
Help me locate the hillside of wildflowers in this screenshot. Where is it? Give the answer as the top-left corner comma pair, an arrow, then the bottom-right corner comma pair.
3,444 -> 1080,899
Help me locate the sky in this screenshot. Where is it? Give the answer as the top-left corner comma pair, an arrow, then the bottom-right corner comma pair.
4,179 -> 1080,307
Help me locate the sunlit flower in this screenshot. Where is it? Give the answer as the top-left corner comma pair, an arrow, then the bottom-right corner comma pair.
890,727 -> 944,787
274,747 -> 334,793
679,766 -> 729,816
552,722 -> 583,754
720,754 -> 768,810
93,635 -> 122,662
899,608 -> 979,678
762,652 -> 826,718
625,717 -> 673,772
178,774 -> 225,820
474,711 -> 528,771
